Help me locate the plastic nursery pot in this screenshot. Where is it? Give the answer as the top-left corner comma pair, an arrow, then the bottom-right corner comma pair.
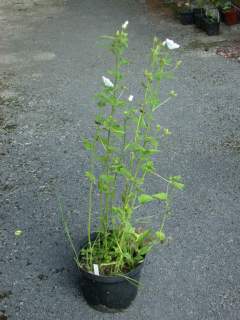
202,17 -> 220,35
193,9 -> 206,28
218,7 -> 225,22
223,8 -> 238,25
179,10 -> 194,25
79,233 -> 144,312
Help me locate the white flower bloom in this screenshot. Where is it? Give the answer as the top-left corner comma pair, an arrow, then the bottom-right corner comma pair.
122,21 -> 129,29
15,229 -> 23,236
162,38 -> 180,50
102,76 -> 114,88
128,95 -> 134,102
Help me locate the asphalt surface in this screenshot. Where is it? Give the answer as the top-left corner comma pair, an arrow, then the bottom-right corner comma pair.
0,0 -> 240,319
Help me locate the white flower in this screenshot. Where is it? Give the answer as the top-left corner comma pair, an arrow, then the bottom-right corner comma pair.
15,229 -> 23,236
128,95 -> 134,102
122,21 -> 129,29
102,76 -> 114,88
162,38 -> 180,50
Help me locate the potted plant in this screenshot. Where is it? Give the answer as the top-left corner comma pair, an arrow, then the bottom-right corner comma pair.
178,1 -> 195,24
62,22 -> 183,312
202,9 -> 220,34
193,0 -> 206,27
221,1 -> 239,24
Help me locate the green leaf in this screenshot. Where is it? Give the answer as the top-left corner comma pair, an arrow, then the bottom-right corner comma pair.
96,92 -> 108,108
103,117 -> 125,137
136,229 -> 151,244
124,205 -> 133,216
107,145 -> 119,153
171,175 -> 182,182
138,194 -> 154,204
153,193 -> 168,201
138,245 -> 151,256
112,207 -> 124,215
122,192 -> 135,204
125,143 -> 145,153
135,177 -> 144,186
83,138 -> 93,151
123,252 -> 132,261
97,155 -> 108,163
163,128 -> 171,136
111,125 -> 125,137
156,231 -> 166,242
144,70 -> 153,82
120,57 -> 129,66
169,176 -> 184,190
141,160 -> 155,172
85,171 -> 96,183
141,149 -> 159,157
145,136 -> 159,148
124,222 -> 135,234
95,114 -> 104,125
119,167 -> 133,180
98,174 -> 115,193
149,95 -> 160,109
171,181 -> 184,190
155,70 -> 164,81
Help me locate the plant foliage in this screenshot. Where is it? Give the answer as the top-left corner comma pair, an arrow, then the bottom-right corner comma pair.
64,22 -> 184,276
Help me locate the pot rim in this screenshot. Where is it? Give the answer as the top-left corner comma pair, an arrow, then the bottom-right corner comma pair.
203,16 -> 220,25
78,232 -> 145,283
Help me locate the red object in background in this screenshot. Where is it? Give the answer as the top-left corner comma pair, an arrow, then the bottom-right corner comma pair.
223,8 -> 239,25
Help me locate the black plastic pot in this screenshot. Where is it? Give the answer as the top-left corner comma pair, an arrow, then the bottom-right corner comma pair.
79,233 -> 144,312
202,17 -> 220,35
179,10 -> 194,25
218,7 -> 225,22
193,8 -> 205,27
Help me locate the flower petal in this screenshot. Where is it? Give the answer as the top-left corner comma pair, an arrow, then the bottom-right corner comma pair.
15,229 -> 23,236
128,95 -> 134,102
122,21 -> 129,29
102,76 -> 114,88
162,38 -> 180,50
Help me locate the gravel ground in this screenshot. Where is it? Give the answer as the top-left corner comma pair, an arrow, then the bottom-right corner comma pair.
0,0 -> 240,319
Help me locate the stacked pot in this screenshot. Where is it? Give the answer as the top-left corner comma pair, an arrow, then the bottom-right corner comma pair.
178,2 -> 240,36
